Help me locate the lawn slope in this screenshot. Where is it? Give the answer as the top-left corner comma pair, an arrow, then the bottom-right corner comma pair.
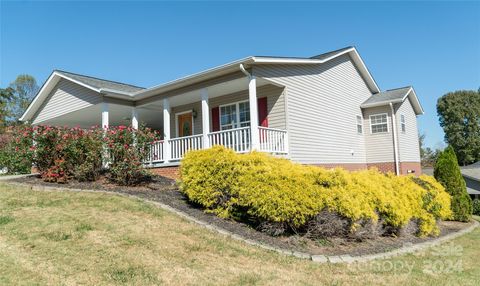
0,183 -> 479,285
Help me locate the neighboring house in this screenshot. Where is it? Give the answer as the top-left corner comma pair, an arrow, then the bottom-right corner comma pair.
20,46 -> 424,175
461,162 -> 480,199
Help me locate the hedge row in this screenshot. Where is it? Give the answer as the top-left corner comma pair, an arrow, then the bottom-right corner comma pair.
180,146 -> 452,238
0,125 -> 160,185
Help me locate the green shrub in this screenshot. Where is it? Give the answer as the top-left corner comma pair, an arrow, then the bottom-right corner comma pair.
180,146 -> 452,237
434,146 -> 472,222
473,199 -> 480,216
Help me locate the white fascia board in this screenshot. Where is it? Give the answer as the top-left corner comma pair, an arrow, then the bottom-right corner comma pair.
20,72 -> 58,122
348,49 -> 381,93
19,72 -> 102,122
133,56 -> 255,99
404,87 -> 424,115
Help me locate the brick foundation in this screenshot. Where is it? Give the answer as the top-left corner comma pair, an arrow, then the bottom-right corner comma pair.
400,162 -> 422,175
313,163 -> 367,172
149,166 -> 180,180
150,161 -> 421,180
367,162 -> 396,173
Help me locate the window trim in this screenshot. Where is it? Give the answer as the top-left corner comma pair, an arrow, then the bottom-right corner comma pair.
218,99 -> 250,130
400,114 -> 406,133
356,115 -> 363,134
175,110 -> 194,138
369,113 -> 389,134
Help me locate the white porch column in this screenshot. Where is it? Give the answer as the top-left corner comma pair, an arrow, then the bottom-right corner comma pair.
248,76 -> 260,150
163,98 -> 171,162
131,106 -> 139,130
201,88 -> 210,149
102,102 -> 109,130
101,102 -> 110,168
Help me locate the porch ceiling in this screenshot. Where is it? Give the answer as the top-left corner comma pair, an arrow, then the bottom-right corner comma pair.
139,77 -> 276,110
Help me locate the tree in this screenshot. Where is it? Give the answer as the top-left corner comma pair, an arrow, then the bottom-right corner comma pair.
5,75 -> 39,124
437,90 -> 480,166
434,146 -> 472,222
0,87 -> 14,132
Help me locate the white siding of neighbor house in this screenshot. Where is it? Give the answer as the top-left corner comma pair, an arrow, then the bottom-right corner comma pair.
169,84 -> 285,138
395,99 -> 421,162
253,54 -> 372,164
363,106 -> 395,163
32,79 -> 102,124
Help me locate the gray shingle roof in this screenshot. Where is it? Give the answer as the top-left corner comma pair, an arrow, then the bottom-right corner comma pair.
461,162 -> 480,181
361,86 -> 411,107
55,70 -> 145,94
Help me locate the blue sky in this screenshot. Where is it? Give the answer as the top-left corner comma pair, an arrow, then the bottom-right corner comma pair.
1,1 -> 479,148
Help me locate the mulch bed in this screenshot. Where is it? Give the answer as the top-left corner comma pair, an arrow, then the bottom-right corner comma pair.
9,175 -> 474,256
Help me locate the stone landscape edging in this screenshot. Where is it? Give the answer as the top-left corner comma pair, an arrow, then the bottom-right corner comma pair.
2,178 -> 478,264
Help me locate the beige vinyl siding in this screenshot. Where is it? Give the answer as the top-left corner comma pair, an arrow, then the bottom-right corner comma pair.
363,106 -> 395,163
395,99 -> 421,162
253,54 -> 371,164
169,84 -> 285,137
32,79 -> 102,124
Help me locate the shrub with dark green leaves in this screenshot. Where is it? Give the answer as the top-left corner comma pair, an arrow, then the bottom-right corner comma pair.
434,146 -> 472,222
473,199 -> 480,216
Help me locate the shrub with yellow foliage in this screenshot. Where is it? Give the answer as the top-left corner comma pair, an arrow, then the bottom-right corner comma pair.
180,146 -> 452,238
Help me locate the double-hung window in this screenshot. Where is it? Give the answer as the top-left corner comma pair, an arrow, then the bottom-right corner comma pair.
370,113 -> 389,134
356,115 -> 363,134
400,114 -> 406,133
220,101 -> 250,130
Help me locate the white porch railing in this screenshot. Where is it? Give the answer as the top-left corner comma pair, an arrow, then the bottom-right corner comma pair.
208,126 -> 251,153
258,127 -> 288,154
146,140 -> 164,164
170,134 -> 203,160
144,127 -> 288,165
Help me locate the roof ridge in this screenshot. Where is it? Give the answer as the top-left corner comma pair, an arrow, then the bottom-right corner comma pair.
54,69 -> 145,89
384,86 -> 412,92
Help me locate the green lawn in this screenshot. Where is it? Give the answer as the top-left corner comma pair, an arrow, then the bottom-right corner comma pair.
0,182 -> 479,285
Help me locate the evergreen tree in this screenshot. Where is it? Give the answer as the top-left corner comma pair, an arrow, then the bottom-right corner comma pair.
434,146 -> 472,221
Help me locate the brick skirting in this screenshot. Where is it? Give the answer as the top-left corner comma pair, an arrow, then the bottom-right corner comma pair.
149,166 -> 180,180
149,161 -> 422,180
313,163 -> 367,171
367,162 -> 422,175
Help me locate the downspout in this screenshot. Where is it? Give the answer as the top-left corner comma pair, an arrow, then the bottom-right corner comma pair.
239,64 -> 251,78
389,103 -> 400,175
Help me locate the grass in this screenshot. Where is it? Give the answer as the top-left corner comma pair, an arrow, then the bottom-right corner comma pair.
0,183 -> 479,286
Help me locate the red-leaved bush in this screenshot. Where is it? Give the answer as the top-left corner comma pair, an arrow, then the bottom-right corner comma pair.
0,125 -> 34,174
104,125 -> 160,185
9,124 -> 161,185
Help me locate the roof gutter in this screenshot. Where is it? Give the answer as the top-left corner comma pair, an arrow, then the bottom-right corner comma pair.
239,64 -> 251,78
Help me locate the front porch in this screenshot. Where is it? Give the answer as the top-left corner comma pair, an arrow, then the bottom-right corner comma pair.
145,126 -> 288,166
105,72 -> 289,166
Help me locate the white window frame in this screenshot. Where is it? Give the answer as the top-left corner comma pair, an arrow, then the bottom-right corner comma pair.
356,115 -> 363,134
175,110 -> 194,138
219,100 -> 250,130
369,113 -> 389,134
400,114 -> 406,133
